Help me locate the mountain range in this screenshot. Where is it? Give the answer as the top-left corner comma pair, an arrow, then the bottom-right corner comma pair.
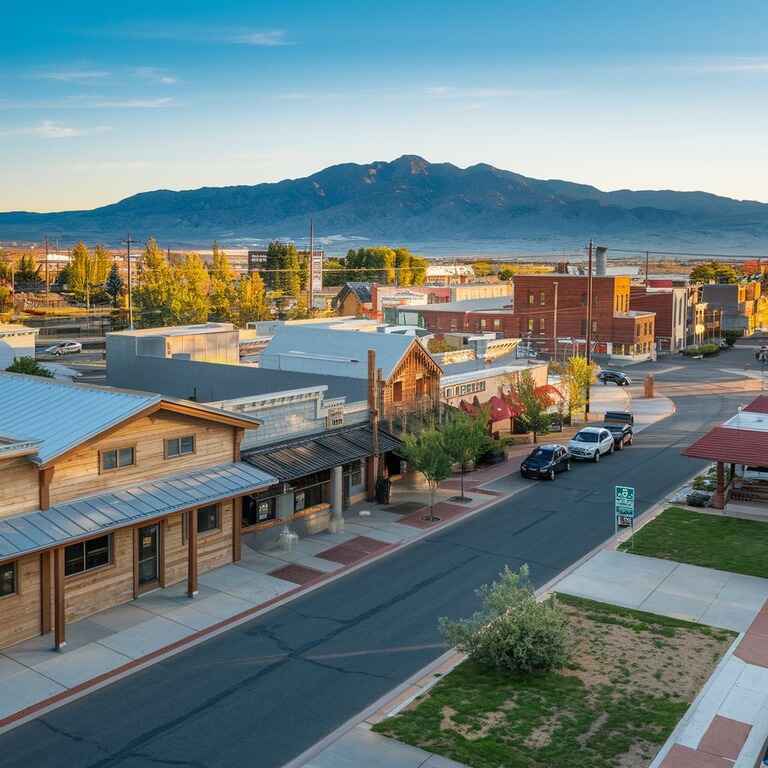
2,155 -> 767,250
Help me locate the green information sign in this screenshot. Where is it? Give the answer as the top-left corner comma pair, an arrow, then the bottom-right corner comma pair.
615,486 -> 636,529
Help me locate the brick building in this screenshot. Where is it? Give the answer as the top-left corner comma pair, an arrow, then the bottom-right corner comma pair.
630,286 -> 688,353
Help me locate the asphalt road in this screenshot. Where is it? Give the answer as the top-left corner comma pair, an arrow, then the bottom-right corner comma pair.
0,383 -> 751,768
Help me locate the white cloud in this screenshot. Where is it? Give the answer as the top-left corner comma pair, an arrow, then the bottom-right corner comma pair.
0,120 -> 113,139
228,30 -> 290,46
680,58 -> 768,74
36,69 -> 111,82
111,24 -> 292,47
132,66 -> 178,85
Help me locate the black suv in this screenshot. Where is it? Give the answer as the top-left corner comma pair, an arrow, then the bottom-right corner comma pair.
602,422 -> 633,450
598,370 -> 632,386
520,444 -> 571,480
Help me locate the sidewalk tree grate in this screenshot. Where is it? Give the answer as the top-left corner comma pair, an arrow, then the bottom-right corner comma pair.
268,564 -> 325,586
316,536 -> 391,565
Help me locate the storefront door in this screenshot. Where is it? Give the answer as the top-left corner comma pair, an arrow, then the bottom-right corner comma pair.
137,524 -> 161,591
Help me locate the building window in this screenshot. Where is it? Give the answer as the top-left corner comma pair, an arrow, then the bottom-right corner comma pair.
415,377 -> 425,398
493,318 -> 501,330
392,381 -> 403,402
165,435 -> 195,459
197,504 -> 220,534
479,318 -> 487,330
65,535 -> 112,576
100,446 -> 135,472
580,293 -> 587,306
242,495 -> 276,527
449,318 -> 458,331
539,291 -> 546,305
526,292 -> 533,305
539,317 -> 546,333
527,318 -> 534,332
293,471 -> 330,512
591,320 -> 598,333
347,460 -> 363,486
0,561 -> 16,597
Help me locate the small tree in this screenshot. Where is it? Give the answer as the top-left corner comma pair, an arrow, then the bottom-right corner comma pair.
442,411 -> 490,502
6,357 -> 54,378
439,565 -> 569,674
560,356 -> 596,421
514,370 -> 551,442
105,263 -> 124,307
400,427 -> 453,521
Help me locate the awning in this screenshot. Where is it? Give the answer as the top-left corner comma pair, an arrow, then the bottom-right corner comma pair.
682,426 -> 768,466
0,462 -> 278,561
243,425 -> 402,482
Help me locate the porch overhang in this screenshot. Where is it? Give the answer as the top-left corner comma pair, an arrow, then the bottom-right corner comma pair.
682,426 -> 768,466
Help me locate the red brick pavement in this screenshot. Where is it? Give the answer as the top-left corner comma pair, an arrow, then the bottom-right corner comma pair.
698,716 -> 752,761
397,502 -> 471,529
659,744 -> 732,768
269,564 -> 326,585
316,535 -> 392,565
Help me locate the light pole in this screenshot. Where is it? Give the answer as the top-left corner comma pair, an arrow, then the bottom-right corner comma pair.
552,281 -> 559,361
585,240 -> 594,420
122,234 -> 137,329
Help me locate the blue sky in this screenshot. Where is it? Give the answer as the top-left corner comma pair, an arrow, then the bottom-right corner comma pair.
2,1 -> 767,211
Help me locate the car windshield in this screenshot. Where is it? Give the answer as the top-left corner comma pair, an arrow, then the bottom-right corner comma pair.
530,449 -> 553,460
573,432 -> 598,443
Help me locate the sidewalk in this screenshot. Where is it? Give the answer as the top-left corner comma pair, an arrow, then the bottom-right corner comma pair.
556,550 -> 768,767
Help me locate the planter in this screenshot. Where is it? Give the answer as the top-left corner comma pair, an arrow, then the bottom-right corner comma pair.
504,433 -> 534,446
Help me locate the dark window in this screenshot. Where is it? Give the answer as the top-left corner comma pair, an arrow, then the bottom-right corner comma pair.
0,561 -> 16,597
344,460 -> 363,486
197,504 -> 220,533
65,535 -> 112,576
165,435 -> 195,458
293,470 -> 330,512
101,447 -> 135,472
392,381 -> 403,402
242,495 -> 276,527
415,377 -> 424,398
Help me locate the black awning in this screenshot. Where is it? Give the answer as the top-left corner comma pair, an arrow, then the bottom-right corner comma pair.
242,425 -> 401,482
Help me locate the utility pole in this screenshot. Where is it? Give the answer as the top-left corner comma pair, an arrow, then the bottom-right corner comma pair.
645,251 -> 650,287
44,237 -> 50,298
552,281 -> 559,361
123,234 -> 137,330
308,219 -> 314,312
585,240 -> 594,420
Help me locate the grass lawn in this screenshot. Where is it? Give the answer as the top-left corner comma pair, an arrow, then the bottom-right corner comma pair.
373,595 -> 734,768
619,506 -> 768,578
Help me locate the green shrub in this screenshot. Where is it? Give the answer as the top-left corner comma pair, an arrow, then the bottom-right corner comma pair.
439,565 -> 570,674
6,356 -> 54,378
700,343 -> 720,356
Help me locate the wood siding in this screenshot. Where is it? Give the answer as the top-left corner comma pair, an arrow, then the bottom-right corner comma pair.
49,412 -> 235,506
384,342 -> 442,415
0,458 -> 39,518
0,554 -> 43,649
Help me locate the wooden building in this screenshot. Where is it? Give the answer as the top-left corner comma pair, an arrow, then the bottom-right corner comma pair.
332,283 -> 374,318
0,373 -> 277,651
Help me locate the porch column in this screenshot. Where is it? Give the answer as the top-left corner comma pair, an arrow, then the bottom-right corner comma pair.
53,546 -> 66,650
232,497 -> 242,563
713,461 -> 726,509
40,550 -> 52,635
330,466 -> 344,533
187,509 -> 198,598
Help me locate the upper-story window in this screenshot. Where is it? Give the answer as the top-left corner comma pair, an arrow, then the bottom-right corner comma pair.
100,446 -> 135,472
528,292 -> 535,305
165,435 -> 195,459
493,318 -> 502,330
539,291 -> 546,305
0,561 -> 16,598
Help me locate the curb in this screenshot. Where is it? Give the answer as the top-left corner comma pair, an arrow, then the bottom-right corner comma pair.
0,468 -> 529,736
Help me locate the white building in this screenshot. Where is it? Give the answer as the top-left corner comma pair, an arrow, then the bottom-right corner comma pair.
0,325 -> 37,369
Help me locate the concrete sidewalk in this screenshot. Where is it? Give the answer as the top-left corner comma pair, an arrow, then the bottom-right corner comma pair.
556,550 -> 768,767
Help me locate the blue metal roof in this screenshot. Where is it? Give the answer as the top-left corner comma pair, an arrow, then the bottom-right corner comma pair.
0,462 -> 277,560
0,373 -> 160,465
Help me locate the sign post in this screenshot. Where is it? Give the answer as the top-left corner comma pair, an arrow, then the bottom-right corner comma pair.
614,485 -> 636,537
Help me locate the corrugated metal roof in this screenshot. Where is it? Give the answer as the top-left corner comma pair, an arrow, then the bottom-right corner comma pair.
744,396 -> 768,414
0,462 -> 277,560
260,326 -> 420,381
243,426 -> 401,481
0,373 -> 160,465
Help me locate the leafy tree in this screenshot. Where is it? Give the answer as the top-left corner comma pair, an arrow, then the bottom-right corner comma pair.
442,411 -> 490,501
439,565 -> 569,674
0,252 -> 14,283
394,248 -> 414,286
690,261 -> 740,284
514,370 -> 551,441
105,263 -> 124,307
400,427 -> 453,521
498,268 -> 515,281
6,356 -> 54,378
0,285 -> 12,311
208,243 -> 237,321
472,260 -> 492,278
264,241 -> 302,297
93,244 -> 112,285
15,252 -> 39,283
410,255 -> 427,285
135,238 -> 174,324
322,258 -> 346,286
69,242 -> 96,308
236,272 -> 269,324
171,253 -> 210,324
559,356 -> 597,420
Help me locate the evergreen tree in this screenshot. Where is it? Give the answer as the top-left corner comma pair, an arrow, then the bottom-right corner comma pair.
105,263 -> 124,307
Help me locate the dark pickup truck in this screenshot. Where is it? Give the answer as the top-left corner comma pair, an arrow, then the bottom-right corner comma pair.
600,411 -> 634,450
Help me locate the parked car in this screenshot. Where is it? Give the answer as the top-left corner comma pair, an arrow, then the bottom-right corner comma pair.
568,427 -> 614,462
597,370 -> 632,386
44,341 -> 82,356
602,422 -> 633,450
604,410 -> 634,427
738,465 -> 768,482
520,444 -> 571,480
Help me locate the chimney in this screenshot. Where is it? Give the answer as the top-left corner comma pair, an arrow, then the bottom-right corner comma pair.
595,246 -> 608,276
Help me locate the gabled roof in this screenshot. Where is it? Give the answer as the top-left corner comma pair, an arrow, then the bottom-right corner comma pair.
0,373 -> 261,466
0,462 -> 277,560
333,282 -> 372,307
260,326 -> 441,382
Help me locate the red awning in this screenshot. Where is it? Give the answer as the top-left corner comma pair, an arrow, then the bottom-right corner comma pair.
744,396 -> 768,414
488,395 -> 512,423
536,384 -> 563,404
682,426 -> 768,466
502,392 -> 524,418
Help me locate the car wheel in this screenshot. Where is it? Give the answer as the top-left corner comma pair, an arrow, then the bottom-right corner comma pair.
593,451 -> 600,463
616,441 -> 623,451
548,469 -> 556,481
608,443 -> 614,455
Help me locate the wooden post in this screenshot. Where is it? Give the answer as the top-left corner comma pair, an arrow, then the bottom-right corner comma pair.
40,550 -> 52,635
714,461 -> 726,509
233,428 -> 244,462
232,497 -> 242,563
187,509 -> 198,597
39,466 -> 55,511
53,547 -> 66,650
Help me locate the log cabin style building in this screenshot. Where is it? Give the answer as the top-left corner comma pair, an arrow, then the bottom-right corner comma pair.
0,373 -> 277,651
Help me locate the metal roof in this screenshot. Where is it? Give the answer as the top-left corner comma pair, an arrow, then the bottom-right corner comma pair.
0,462 -> 277,561
243,425 -> 401,481
260,326 -> 421,381
744,396 -> 768,414
0,373 -> 161,465
682,426 -> 768,466
405,297 -> 513,314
